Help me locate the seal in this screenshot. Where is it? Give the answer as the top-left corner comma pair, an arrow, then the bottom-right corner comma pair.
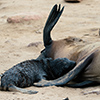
34,5 -> 100,95
0,57 -> 76,94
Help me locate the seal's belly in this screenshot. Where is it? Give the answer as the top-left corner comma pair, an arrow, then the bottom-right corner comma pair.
83,52 -> 100,82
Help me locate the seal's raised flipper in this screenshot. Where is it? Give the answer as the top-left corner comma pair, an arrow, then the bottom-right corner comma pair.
0,85 -> 38,94
43,4 -> 64,47
34,52 -> 95,87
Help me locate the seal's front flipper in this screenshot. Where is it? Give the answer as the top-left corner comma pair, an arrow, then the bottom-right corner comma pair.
9,85 -> 38,94
34,52 -> 94,87
0,85 -> 38,94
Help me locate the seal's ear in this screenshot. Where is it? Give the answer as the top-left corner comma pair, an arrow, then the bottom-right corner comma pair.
34,51 -> 95,87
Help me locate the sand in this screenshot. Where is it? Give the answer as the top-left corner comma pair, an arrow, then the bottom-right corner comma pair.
0,0 -> 100,100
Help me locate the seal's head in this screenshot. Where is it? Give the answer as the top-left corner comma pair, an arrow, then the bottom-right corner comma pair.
49,58 -> 76,79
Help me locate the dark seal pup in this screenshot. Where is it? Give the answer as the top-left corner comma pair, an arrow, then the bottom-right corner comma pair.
0,57 -> 76,94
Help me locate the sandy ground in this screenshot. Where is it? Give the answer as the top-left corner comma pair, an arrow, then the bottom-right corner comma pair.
0,0 -> 100,100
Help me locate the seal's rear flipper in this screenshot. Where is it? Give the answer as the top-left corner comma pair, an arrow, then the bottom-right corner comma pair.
0,85 -> 38,94
43,4 -> 64,47
34,52 -> 95,87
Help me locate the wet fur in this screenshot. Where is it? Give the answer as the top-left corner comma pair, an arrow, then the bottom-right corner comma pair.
0,57 -> 75,94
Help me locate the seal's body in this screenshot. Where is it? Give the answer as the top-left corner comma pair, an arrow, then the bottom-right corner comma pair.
35,4 -> 100,88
